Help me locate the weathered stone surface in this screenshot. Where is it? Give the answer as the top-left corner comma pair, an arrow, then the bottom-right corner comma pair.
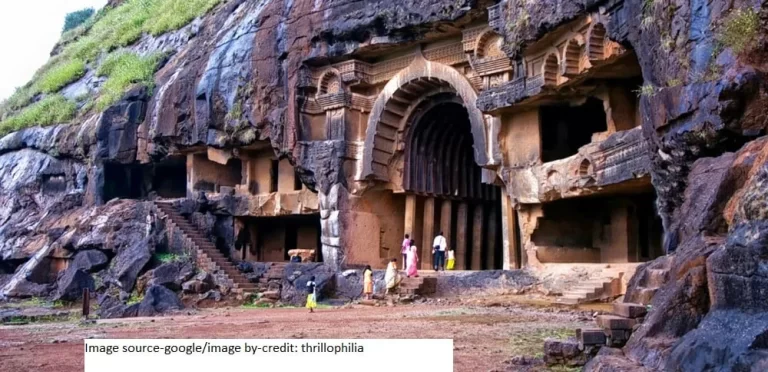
543,338 -> 595,367
434,270 -> 537,296
71,250 -> 109,273
182,271 -> 215,294
280,263 -> 335,306
137,285 -> 183,317
139,260 -> 195,292
54,269 -> 94,301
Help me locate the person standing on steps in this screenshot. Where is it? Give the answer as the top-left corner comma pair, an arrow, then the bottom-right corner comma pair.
446,248 -> 455,270
385,258 -> 400,294
306,276 -> 317,313
406,240 -> 419,278
401,234 -> 411,270
432,231 -> 447,271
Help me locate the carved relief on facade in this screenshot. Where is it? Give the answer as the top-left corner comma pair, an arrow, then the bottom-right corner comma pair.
477,12 -> 629,111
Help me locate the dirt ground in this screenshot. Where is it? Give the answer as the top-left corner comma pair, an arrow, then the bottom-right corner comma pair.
0,297 -> 595,372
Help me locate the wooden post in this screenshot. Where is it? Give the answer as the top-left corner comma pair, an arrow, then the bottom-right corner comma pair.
82,288 -> 90,319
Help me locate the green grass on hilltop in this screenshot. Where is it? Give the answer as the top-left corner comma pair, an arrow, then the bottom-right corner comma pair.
96,51 -> 161,110
37,59 -> 87,94
0,0 -> 221,134
0,95 -> 76,136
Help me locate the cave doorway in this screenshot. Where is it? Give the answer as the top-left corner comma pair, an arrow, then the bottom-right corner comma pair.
531,191 -> 663,264
236,214 -> 321,263
402,93 -> 502,270
102,156 -> 187,202
540,97 -> 607,162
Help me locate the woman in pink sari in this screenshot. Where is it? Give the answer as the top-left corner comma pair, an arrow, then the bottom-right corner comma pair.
406,239 -> 419,278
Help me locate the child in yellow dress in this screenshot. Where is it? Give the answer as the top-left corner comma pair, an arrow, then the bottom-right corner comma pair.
446,249 -> 455,270
306,276 -> 317,313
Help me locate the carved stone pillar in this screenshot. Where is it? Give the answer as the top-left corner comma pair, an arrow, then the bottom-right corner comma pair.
421,197 -> 435,270
404,194 -> 417,243
456,202 -> 468,270
440,199 -> 452,249
501,194 -> 519,270
486,206 -> 497,270
472,205 -> 484,270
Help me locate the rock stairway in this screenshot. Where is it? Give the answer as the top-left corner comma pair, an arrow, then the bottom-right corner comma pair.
578,302 -> 647,348
154,201 -> 257,296
625,256 -> 671,305
253,262 -> 286,305
397,272 -> 437,296
557,268 -> 626,305
544,302 -> 648,367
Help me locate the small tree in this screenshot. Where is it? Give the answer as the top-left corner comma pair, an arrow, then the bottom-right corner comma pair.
62,8 -> 95,33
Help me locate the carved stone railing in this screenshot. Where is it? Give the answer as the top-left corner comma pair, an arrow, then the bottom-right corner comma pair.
592,127 -> 650,186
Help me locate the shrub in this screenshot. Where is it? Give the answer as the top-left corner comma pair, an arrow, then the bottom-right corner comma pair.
635,84 -> 658,97
716,7 -> 759,54
37,59 -> 86,93
0,95 -> 76,135
62,8 -> 95,33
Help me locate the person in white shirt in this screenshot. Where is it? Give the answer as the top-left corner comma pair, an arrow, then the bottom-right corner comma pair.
432,232 -> 447,271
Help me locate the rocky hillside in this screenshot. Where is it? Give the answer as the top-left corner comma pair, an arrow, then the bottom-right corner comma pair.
0,0 -> 767,369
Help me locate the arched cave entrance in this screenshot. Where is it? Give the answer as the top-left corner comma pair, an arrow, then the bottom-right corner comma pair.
401,93 -> 502,270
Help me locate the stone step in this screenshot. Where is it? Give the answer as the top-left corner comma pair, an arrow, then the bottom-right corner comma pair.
576,328 -> 607,349
556,296 -> 581,305
613,303 -> 647,319
262,291 -> 280,300
596,315 -> 637,330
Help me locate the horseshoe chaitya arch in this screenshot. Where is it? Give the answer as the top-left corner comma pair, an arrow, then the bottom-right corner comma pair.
360,58 -> 489,181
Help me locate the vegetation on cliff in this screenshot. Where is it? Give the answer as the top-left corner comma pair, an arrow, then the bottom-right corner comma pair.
0,0 -> 221,135
62,8 -> 95,34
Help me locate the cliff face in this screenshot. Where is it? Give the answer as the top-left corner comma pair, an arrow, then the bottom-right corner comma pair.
1,0 -> 768,369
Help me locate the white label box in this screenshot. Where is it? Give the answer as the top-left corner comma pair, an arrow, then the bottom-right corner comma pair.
84,339 -> 454,372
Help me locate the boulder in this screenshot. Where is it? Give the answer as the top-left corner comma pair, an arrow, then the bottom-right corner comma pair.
137,285 -> 183,317
71,250 -> 109,273
543,338 -> 593,367
54,269 -> 94,301
147,261 -> 195,291
237,261 -> 253,273
182,272 -> 215,294
108,236 -> 153,292
6,280 -> 53,298
245,262 -> 270,283
97,294 -> 140,319
280,263 -> 335,306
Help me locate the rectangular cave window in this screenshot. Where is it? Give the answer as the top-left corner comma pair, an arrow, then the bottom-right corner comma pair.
293,170 -> 302,191
242,214 -> 321,262
223,158 -> 242,192
103,163 -> 147,201
270,159 -> 279,193
152,156 -> 187,198
540,97 -> 608,162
